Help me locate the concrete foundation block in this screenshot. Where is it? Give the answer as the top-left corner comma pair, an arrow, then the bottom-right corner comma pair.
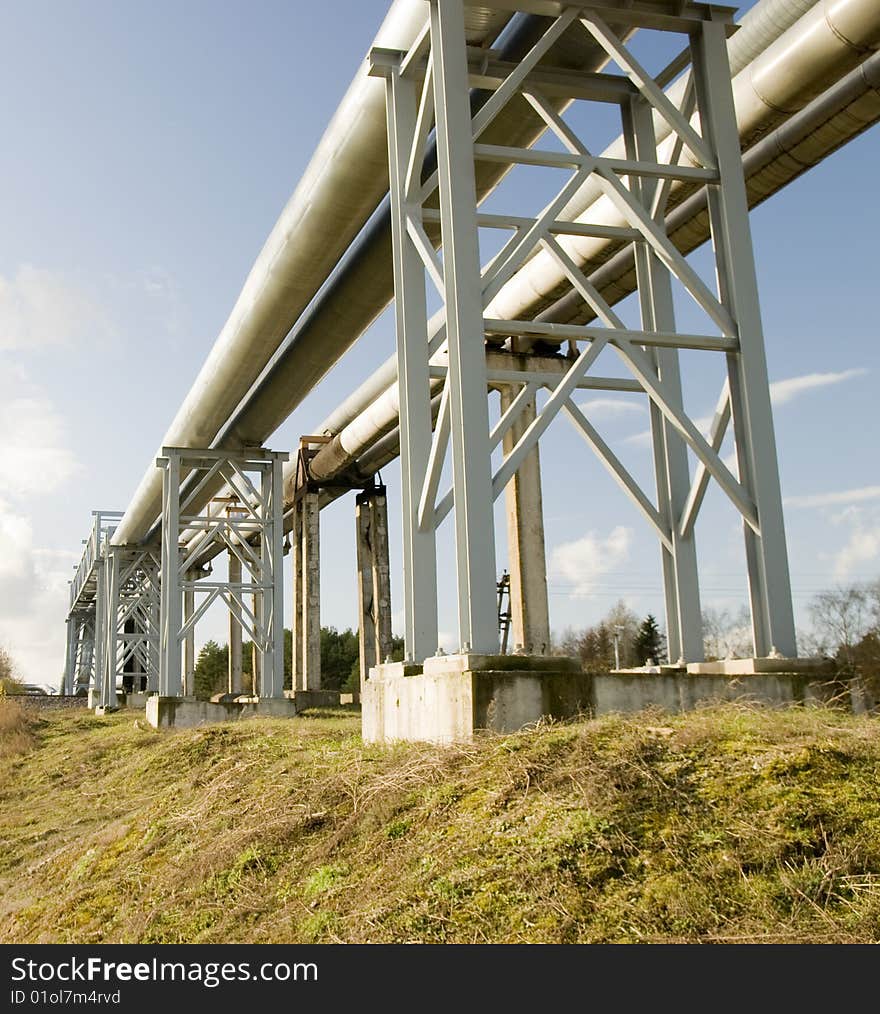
122,692 -> 151,710
87,689 -> 101,709
283,689 -> 361,709
146,696 -> 300,730
94,705 -> 120,716
363,656 -> 588,744
591,666 -> 848,715
685,656 -> 836,677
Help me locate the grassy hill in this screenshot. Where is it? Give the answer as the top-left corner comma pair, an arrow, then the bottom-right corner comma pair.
1,697 -> 879,943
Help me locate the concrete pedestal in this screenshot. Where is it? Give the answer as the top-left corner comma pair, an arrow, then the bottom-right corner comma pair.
362,653 -> 588,744
87,689 -> 101,709
596,656 -> 845,714
283,689 -> 360,709
122,692 -> 151,710
146,695 -> 300,730
362,655 -> 847,743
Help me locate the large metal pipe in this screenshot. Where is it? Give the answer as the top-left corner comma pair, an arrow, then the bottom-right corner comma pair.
485,0 -> 880,322
305,0 -> 880,484
302,0 -> 823,444
120,0 -> 878,544
539,45 -> 880,325
131,0 -> 812,545
112,1 -> 511,546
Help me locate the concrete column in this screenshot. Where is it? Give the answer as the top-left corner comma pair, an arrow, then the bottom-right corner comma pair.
355,494 -> 376,689
291,503 -> 305,691
500,386 -> 551,655
301,491 -> 321,691
371,492 -> 393,671
228,549 -> 243,695
355,489 -> 393,692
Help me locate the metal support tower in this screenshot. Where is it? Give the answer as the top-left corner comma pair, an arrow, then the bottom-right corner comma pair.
372,0 -> 798,663
64,511 -> 123,697
63,610 -> 95,696
157,446 -> 288,699
100,544 -> 161,707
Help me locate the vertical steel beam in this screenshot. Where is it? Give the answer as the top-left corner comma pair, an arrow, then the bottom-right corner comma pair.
691,21 -> 797,658
228,548 -> 243,695
63,617 -> 78,696
626,95 -> 703,663
183,573 -> 195,696
263,453 -> 286,698
159,453 -> 182,697
252,579 -> 263,695
385,62 -> 438,662
93,550 -> 107,701
430,0 -> 498,653
499,385 -> 550,654
103,548 -> 121,708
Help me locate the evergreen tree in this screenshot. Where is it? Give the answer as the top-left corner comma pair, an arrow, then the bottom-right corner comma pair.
193,640 -> 228,700
633,615 -> 665,665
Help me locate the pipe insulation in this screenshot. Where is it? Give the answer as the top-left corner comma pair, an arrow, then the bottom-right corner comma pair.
112,1 -> 511,546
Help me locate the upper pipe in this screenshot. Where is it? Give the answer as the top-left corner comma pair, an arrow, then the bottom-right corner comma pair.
111,1 -> 510,546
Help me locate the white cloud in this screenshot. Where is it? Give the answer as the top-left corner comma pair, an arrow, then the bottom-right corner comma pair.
576,397 -> 644,421
769,368 -> 867,406
0,373 -> 80,495
833,523 -> 880,581
0,264 -> 111,350
623,429 -> 653,448
621,368 -> 867,450
785,486 -> 880,510
550,525 -> 632,597
0,499 -> 71,686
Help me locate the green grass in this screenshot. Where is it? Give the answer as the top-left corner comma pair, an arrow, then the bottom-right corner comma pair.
1,699 -> 879,943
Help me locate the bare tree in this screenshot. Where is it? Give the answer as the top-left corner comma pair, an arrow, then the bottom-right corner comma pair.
808,585 -> 870,672
702,605 -> 752,660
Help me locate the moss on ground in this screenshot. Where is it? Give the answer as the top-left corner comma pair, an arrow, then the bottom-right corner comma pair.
1,701 -> 879,943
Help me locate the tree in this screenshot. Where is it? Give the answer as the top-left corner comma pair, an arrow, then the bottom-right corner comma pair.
807,581 -> 880,706
809,585 -> 870,672
633,614 -> 665,666
193,640 -> 228,700
320,627 -> 360,691
702,605 -> 752,661
0,643 -> 22,693
553,600 -> 640,671
342,633 -> 404,693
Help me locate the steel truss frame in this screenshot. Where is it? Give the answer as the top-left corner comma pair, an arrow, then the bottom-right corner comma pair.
372,0 -> 797,662
157,446 -> 288,698
99,545 -> 161,708
64,610 -> 95,696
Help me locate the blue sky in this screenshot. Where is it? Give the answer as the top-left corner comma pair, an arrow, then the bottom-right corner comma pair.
0,1 -> 877,683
